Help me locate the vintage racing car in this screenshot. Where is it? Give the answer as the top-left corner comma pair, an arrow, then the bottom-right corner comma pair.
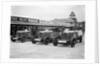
52,28 -> 78,47
11,29 -> 31,42
31,29 -> 53,45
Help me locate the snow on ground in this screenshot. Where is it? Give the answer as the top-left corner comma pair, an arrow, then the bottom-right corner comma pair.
10,41 -> 84,59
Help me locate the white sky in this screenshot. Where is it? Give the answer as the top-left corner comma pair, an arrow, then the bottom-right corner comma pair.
11,5 -> 85,21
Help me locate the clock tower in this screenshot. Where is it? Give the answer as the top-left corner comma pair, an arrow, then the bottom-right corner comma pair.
70,11 -> 77,22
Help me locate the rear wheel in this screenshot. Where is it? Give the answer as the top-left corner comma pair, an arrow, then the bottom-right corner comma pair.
53,38 -> 58,46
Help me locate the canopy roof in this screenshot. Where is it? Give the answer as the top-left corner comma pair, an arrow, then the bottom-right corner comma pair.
11,21 -> 75,27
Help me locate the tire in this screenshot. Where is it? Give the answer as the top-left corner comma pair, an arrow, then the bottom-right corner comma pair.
79,36 -> 82,43
20,38 -> 25,43
44,38 -> 50,45
73,38 -> 76,44
31,38 -> 36,44
71,40 -> 75,48
66,41 -> 70,45
11,37 -> 16,42
53,38 -> 58,46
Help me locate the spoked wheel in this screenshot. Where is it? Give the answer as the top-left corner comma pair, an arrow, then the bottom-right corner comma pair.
11,36 -> 16,42
79,36 -> 82,43
20,38 -> 25,43
44,38 -> 50,45
31,38 -> 36,44
66,41 -> 70,45
70,39 -> 75,48
53,38 -> 58,46
71,42 -> 75,48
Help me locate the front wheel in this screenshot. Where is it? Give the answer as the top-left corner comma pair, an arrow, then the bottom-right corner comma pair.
70,40 -> 75,48
44,38 -> 50,45
71,43 -> 75,48
20,38 -> 25,43
11,37 -> 16,42
79,36 -> 82,43
53,38 -> 58,46
31,38 -> 36,44
11,36 -> 16,42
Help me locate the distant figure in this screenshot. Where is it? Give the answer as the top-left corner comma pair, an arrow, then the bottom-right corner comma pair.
30,26 -> 38,36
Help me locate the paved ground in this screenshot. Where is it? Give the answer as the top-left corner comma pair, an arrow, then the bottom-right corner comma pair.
10,40 -> 84,59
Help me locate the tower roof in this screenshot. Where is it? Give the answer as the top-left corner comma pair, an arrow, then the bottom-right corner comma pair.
70,11 -> 76,17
